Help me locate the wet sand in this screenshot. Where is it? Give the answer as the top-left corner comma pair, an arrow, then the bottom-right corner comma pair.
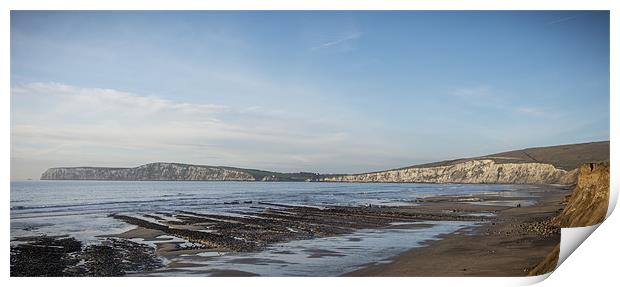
346,185 -> 568,276
109,186 -> 567,276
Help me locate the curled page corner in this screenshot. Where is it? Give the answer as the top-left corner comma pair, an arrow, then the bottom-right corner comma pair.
529,272 -> 553,285
513,272 -> 553,286
557,224 -> 600,267
606,175 -> 618,217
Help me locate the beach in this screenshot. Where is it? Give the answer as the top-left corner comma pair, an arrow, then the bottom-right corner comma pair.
11,181 -> 569,276
347,185 -> 568,276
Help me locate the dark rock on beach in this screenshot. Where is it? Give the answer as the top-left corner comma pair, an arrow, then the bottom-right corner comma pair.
10,236 -> 163,277
10,236 -> 82,276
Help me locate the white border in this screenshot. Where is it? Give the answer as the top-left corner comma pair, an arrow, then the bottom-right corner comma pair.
0,0 -> 616,10
2,1 -> 618,287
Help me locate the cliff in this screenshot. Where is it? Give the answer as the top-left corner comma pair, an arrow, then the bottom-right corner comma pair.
528,162 -> 610,276
319,141 -> 607,185
321,160 -> 577,184
41,163 -> 256,181
41,162 -> 320,182
408,141 -> 609,171
552,162 -> 610,227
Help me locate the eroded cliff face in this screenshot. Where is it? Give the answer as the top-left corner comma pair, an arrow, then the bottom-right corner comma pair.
322,160 -> 576,184
40,163 -> 256,181
553,162 -> 610,227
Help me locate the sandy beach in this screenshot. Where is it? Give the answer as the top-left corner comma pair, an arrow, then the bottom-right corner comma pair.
346,185 -> 568,276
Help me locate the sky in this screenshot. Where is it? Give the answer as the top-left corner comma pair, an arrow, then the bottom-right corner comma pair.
10,11 -> 610,180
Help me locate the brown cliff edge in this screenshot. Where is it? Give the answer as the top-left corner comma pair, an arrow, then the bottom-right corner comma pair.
528,162 -> 610,276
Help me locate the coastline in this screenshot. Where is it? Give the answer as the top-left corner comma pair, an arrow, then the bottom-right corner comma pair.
345,184 -> 569,276
9,182 -> 573,276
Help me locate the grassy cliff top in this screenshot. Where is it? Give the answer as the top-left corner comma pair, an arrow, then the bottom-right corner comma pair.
399,141 -> 609,172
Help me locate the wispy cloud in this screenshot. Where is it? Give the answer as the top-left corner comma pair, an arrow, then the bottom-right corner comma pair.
450,85 -> 507,109
310,32 -> 362,51
452,86 -> 560,119
452,86 -> 493,99
12,82 -> 228,116
547,12 -> 593,25
517,107 -> 546,116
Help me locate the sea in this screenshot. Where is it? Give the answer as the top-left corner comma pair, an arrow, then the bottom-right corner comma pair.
10,180 -> 540,276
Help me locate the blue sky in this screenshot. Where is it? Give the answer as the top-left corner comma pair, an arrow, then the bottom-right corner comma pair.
10,11 -> 610,179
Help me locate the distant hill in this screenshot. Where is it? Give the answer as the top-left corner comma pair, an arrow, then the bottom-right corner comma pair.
406,141 -> 609,171
41,141 -> 609,184
41,162 -> 321,182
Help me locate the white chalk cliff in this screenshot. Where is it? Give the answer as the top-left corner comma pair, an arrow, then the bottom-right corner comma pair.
41,162 -> 255,181
321,159 -> 577,184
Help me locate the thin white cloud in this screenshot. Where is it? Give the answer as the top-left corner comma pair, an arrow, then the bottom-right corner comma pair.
13,82 -> 228,116
547,12 -> 593,25
453,86 -> 559,119
450,85 -> 507,109
452,86 -> 493,99
310,32 -> 362,51
517,107 -> 545,116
